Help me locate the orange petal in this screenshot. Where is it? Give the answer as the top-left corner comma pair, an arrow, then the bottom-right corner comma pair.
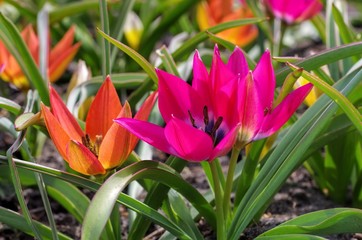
66,140 -> 106,176
48,43 -> 81,82
98,101 -> 132,170
41,103 -> 70,162
21,25 -> 39,62
50,26 -> 76,61
130,91 -> 158,151
85,76 -> 122,142
49,85 -> 83,142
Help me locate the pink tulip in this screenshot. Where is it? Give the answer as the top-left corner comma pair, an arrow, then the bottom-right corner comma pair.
116,45 -> 312,161
264,0 -> 323,24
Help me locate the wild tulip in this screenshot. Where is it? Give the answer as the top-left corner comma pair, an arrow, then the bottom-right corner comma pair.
41,76 -> 157,175
197,0 -> 258,47
264,0 -> 323,24
233,47 -> 313,147
116,46 -> 242,162
0,25 -> 80,90
116,45 -> 313,160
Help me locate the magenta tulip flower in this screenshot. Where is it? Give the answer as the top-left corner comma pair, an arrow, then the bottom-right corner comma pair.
264,0 -> 323,24
116,45 -> 312,161
232,48 -> 313,147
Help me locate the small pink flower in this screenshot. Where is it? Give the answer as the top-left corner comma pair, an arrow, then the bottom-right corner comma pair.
265,0 -> 323,24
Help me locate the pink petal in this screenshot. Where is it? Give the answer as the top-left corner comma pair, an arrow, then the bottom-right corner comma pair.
210,124 -> 240,160
114,118 -> 178,156
156,69 -> 205,123
192,50 -> 211,103
164,118 -> 213,161
254,83 -> 313,139
253,50 -> 275,110
238,72 -> 264,142
297,0 -> 323,22
209,45 -> 238,123
227,46 -> 249,79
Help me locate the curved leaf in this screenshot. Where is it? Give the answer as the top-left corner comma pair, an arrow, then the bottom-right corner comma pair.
259,208 -> 362,237
0,97 -> 22,115
82,161 -> 216,240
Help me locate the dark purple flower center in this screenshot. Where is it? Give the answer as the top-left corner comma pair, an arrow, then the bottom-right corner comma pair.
188,105 -> 224,145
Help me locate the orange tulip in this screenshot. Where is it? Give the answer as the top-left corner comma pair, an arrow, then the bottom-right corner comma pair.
41,76 -> 157,175
196,0 -> 258,47
0,25 -> 80,90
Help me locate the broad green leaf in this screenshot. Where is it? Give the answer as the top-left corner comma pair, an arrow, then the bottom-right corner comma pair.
97,29 -> 158,84
0,207 -> 72,240
259,208 -> 362,237
128,156 -> 187,239
257,234 -> 327,240
228,69 -> 362,239
0,13 -> 49,104
331,4 -> 356,45
82,161 -> 216,240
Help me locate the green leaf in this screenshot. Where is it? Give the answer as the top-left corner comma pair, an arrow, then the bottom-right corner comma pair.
228,69 -> 362,239
99,0 -> 111,77
275,42 -> 362,86
0,207 -> 72,240
0,13 -> 49,104
82,161 -> 216,240
288,63 -> 362,134
97,28 -> 158,84
0,97 -> 22,115
259,208 -> 362,236
0,155 -> 195,240
257,234 -> 327,240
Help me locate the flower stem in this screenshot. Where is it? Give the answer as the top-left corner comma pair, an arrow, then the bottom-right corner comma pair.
210,160 -> 225,240
223,147 -> 241,222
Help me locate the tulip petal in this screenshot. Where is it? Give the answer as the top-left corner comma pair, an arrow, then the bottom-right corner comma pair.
98,102 -> 132,169
210,124 -> 240,160
157,68 -> 204,123
22,25 -> 39,63
41,104 -> 70,161
164,118 -> 213,161
48,43 -> 81,82
131,91 -> 158,151
253,50 -> 275,110
86,76 -> 122,142
227,46 -> 249,78
192,50 -> 210,103
255,83 -> 313,139
115,118 -> 178,156
49,85 -> 83,142
66,140 -> 106,176
209,45 -> 238,123
238,72 -> 264,142
50,26 -> 76,62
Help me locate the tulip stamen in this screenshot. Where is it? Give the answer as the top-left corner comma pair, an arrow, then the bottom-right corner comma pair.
81,134 -> 102,157
264,107 -> 272,116
210,116 -> 223,139
188,110 -> 197,128
203,106 -> 209,125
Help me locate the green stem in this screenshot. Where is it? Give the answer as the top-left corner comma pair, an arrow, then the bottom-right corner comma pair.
222,147 -> 241,222
209,160 -> 225,240
99,0 -> 111,77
